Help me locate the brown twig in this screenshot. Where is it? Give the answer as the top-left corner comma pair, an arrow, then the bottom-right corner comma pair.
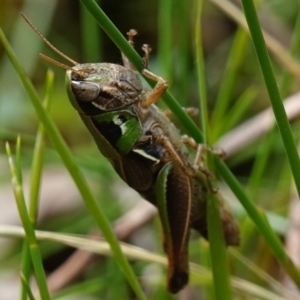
216,92 -> 300,158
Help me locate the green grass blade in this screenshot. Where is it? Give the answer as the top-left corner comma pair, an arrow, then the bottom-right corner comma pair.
6,141 -> 51,300
241,0 -> 300,198
20,69 -> 54,300
207,192 -> 233,300
157,0 -> 172,81
0,27 -> 146,300
211,28 -> 249,140
1,224 -> 293,300
15,133 -> 23,185
219,87 -> 256,136
174,0 -> 190,106
80,0 -> 102,62
215,158 -> 300,288
247,7 -> 300,204
195,1 -> 232,298
195,0 -> 208,143
29,69 -> 54,223
20,273 -> 37,300
246,130 -> 276,200
229,249 -> 296,299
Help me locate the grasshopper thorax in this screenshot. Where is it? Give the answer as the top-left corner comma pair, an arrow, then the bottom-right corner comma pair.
66,63 -> 144,114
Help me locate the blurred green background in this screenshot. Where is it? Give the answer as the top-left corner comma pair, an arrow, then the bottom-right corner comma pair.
1,0 -> 300,299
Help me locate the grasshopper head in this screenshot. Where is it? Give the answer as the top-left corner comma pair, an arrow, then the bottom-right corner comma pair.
66,63 -> 144,114
20,13 -> 144,115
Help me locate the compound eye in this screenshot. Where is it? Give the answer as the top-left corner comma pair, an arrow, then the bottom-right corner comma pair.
71,81 -> 100,102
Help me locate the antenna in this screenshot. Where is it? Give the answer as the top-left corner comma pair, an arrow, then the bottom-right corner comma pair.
39,54 -> 85,77
20,12 -> 78,66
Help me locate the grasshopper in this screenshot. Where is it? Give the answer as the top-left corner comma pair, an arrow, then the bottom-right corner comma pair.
22,14 -> 239,293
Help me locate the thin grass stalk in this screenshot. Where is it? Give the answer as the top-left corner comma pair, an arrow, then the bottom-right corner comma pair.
80,0 -> 102,62
20,273 -> 36,300
216,158 -> 300,288
207,192 -> 233,300
229,249 -> 297,299
245,5 -> 300,240
220,87 -> 256,135
175,0 -> 190,106
28,70 -> 53,223
195,0 -> 208,142
6,140 -> 51,300
0,224 -> 291,299
211,29 -> 249,141
52,278 -> 106,299
195,1 -> 233,298
0,28 -> 146,300
258,9 -> 300,203
246,130 -> 276,200
241,0 -> 300,199
157,0 -> 172,81
20,70 -> 54,300
246,4 -> 300,200
195,242 -> 214,299
237,7 -> 300,275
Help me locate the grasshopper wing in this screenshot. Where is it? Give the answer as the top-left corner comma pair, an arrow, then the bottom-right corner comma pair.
156,163 -> 192,293
113,152 -> 157,192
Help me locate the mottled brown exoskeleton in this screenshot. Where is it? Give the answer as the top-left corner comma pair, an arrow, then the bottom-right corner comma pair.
22,14 -> 239,294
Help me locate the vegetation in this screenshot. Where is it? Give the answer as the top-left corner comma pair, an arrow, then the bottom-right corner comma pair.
0,0 -> 300,299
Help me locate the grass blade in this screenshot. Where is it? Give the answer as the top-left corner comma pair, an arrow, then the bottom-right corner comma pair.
6,141 -> 51,300
0,27 -> 146,300
20,69 -> 54,300
241,0 -> 300,198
